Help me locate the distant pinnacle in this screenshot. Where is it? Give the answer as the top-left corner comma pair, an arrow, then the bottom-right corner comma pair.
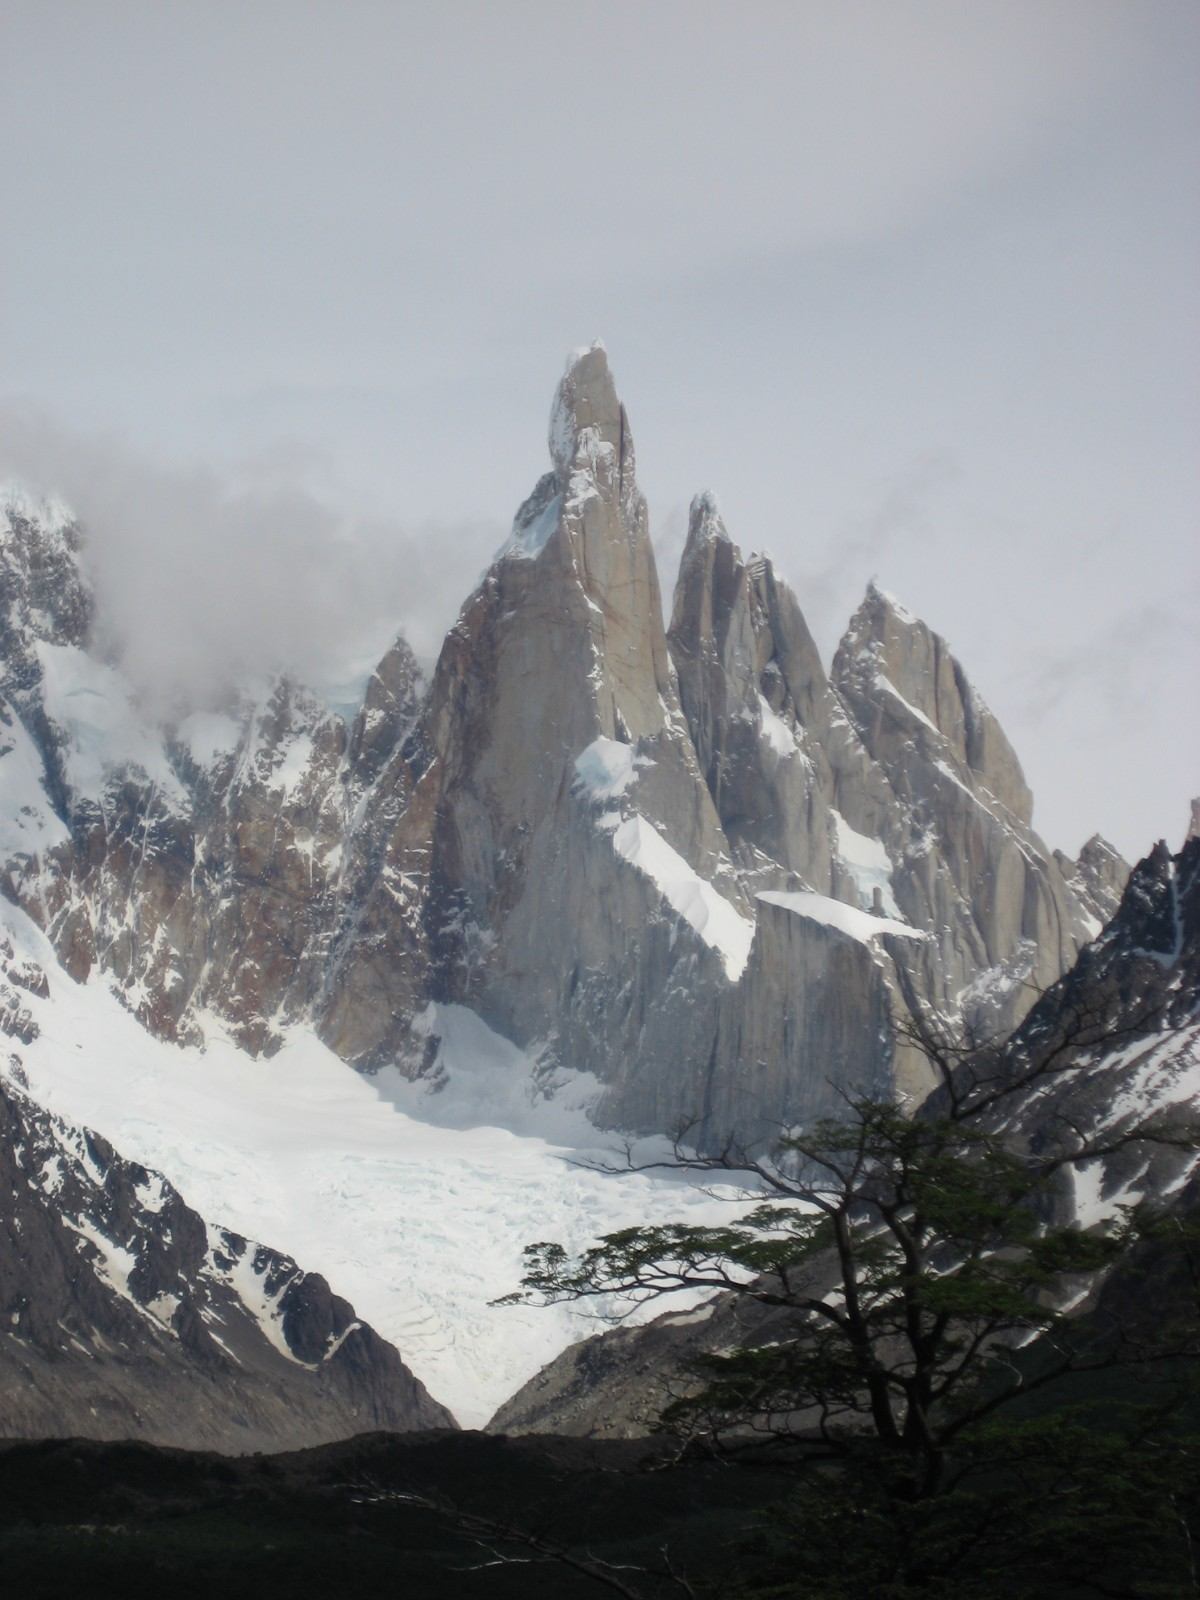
677,491 -> 742,581
864,578 -> 916,625
548,342 -> 623,475
686,491 -> 728,545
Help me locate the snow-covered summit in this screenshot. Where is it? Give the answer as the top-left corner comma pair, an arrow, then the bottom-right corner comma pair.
0,479 -> 76,539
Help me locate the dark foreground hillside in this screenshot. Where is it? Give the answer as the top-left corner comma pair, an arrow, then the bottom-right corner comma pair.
4,1308 -> 1200,1600
0,1428 -> 785,1600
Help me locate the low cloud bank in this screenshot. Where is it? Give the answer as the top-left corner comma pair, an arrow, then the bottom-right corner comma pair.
0,407 -> 503,714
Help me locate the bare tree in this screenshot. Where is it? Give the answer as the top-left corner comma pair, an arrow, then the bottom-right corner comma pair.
343,1475 -> 709,1599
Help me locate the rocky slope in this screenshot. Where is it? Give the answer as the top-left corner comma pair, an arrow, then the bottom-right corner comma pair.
489,833 -> 1200,1438
991,832 -> 1199,1218
0,929 -> 451,1449
0,349 -> 1127,1155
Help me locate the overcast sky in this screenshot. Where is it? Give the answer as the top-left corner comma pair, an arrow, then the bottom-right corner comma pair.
2,0 -> 1197,862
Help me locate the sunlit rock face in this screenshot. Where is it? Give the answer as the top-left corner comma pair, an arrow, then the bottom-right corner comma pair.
666,492 -> 1120,1103
321,345 -> 749,1131
0,346 -> 1127,1147
830,582 -> 1108,1040
1055,832 -> 1135,932
668,490 -> 878,893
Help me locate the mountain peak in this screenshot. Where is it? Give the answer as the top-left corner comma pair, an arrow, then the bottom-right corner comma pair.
680,489 -> 734,562
548,341 -> 624,476
1070,833 -> 1132,927
834,581 -> 1034,826
690,488 -> 724,526
1079,833 -> 1124,866
0,481 -> 76,541
862,578 -> 918,627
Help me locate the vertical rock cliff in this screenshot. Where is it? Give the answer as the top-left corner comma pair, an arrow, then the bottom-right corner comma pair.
323,347 -> 753,1132
831,583 -> 1102,1030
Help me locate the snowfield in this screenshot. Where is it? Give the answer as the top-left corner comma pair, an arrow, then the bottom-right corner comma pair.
1,904 -> 745,1428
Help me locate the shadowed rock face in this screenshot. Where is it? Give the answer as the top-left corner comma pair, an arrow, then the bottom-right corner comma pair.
0,349 -> 1128,1150
998,836 -> 1200,1213
0,991 -> 453,1449
0,482 -> 430,1059
9,671 -> 355,1055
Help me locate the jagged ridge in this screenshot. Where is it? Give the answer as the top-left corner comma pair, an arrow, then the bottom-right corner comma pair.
0,349 -> 1128,1153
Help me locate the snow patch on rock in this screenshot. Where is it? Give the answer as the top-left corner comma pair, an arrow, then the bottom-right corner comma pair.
385,1002 -> 605,1142
757,695 -> 799,759
573,736 -> 652,802
0,705 -> 70,857
500,488 -> 563,562
832,810 -> 902,919
874,673 -> 938,734
35,641 -> 185,805
757,890 -> 926,945
604,813 -> 755,980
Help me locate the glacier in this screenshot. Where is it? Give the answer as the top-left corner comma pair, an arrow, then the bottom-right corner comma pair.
0,901 -> 748,1427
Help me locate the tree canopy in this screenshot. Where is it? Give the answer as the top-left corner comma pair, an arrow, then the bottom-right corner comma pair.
503,1002 -> 1200,1597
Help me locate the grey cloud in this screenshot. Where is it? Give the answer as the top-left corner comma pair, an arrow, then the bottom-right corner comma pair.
789,451 -> 961,636
0,407 -> 503,713
651,454 -> 960,645
652,503 -> 692,620
1006,597 -> 1200,858
1017,602 -> 1200,728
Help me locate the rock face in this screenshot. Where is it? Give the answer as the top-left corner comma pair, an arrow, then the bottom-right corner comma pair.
830,583 -> 1097,1019
326,347 -> 750,1134
0,349 -> 1128,1152
666,500 -> 1118,1105
489,836 -> 1200,1439
1054,833 -> 1130,933
487,1293 -> 782,1441
668,493 -> 889,894
317,350 -> 1123,1136
0,1037 -> 452,1450
993,834 -> 1200,1217
0,488 -> 428,1059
